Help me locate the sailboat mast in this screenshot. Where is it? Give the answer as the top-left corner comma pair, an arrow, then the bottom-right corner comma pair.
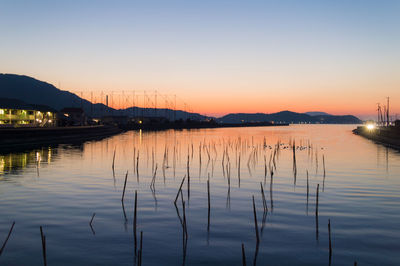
387,97 -> 390,126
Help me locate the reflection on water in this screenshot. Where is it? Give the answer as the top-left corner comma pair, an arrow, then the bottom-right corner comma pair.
0,147 -> 57,177
376,144 -> 390,172
0,125 -> 400,266
0,143 -> 88,177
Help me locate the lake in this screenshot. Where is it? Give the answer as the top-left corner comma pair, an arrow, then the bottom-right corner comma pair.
1,125 -> 400,265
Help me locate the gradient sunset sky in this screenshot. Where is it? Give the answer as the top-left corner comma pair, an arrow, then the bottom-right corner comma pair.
1,0 -> 399,118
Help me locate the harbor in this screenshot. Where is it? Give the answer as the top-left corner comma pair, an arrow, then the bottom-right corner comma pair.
1,1 -> 399,265
353,98 -> 400,149
353,121 -> 400,149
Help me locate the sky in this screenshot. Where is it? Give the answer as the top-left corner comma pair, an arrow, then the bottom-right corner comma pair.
1,0 -> 399,118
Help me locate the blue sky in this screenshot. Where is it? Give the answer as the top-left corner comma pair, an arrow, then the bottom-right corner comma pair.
1,0 -> 399,116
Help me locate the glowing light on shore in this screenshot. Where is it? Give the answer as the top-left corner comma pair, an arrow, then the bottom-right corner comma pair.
366,124 -> 375,130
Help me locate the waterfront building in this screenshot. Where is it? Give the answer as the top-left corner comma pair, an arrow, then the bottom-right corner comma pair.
0,98 -> 56,127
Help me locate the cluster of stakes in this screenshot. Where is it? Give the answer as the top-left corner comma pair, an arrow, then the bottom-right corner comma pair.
1,136 -> 359,266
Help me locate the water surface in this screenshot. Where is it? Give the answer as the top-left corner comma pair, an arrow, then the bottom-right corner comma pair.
1,125 -> 400,265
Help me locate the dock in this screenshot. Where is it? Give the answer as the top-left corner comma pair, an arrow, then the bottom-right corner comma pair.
353,124 -> 400,149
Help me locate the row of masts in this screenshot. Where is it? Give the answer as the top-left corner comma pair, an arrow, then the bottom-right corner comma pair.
376,97 -> 391,126
68,89 -> 198,120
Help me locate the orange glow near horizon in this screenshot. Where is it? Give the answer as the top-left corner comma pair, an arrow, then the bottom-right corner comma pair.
2,1 -> 400,120
68,85 -> 399,119
34,58 -> 396,120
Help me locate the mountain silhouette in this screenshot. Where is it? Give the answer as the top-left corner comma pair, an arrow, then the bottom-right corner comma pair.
218,111 -> 361,124
305,111 -> 332,116
0,74 -> 361,124
0,73 -> 208,120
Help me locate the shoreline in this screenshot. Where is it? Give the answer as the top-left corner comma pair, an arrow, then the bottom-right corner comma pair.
121,121 -> 289,131
0,125 -> 123,150
0,123 -> 288,149
353,126 -> 400,149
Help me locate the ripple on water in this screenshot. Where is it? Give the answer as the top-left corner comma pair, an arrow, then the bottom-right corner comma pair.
1,125 -> 400,265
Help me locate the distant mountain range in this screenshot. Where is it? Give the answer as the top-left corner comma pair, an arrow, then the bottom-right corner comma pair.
217,111 -> 361,124
304,111 -> 331,116
0,73 -> 362,124
0,74 -> 208,120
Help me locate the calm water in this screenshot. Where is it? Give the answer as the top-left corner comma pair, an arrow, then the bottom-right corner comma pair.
1,125 -> 400,265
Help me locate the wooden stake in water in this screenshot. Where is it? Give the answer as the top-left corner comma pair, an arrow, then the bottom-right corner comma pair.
121,171 -> 128,202
150,164 -> 158,190
264,155 -> 267,180
136,153 -> 140,182
270,168 -> 274,211
182,199 -> 188,265
260,183 -> 268,213
306,170 -> 309,199
187,154 -> 190,199
222,149 -> 226,177
238,152 -> 241,187
323,154 -> 326,191
40,226 -> 47,266
112,148 -> 116,171
0,221 -> 15,256
134,190 -> 138,255
241,243 -> 247,266
316,184 -> 320,240
138,231 -> 143,266
121,200 -> 128,222
306,170 -> 309,213
89,213 -> 96,235
292,141 -> 297,184
207,177 -> 211,231
252,196 -> 260,243
328,219 -> 332,261
182,201 -> 188,239
174,175 -> 186,204
151,148 -> 155,173
89,213 -> 96,226
199,143 -> 202,167
211,158 -> 215,178
316,184 -> 319,216
133,147 -> 136,172
253,240 -> 260,266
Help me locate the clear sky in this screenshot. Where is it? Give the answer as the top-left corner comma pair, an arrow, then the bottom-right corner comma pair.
1,0 -> 399,118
